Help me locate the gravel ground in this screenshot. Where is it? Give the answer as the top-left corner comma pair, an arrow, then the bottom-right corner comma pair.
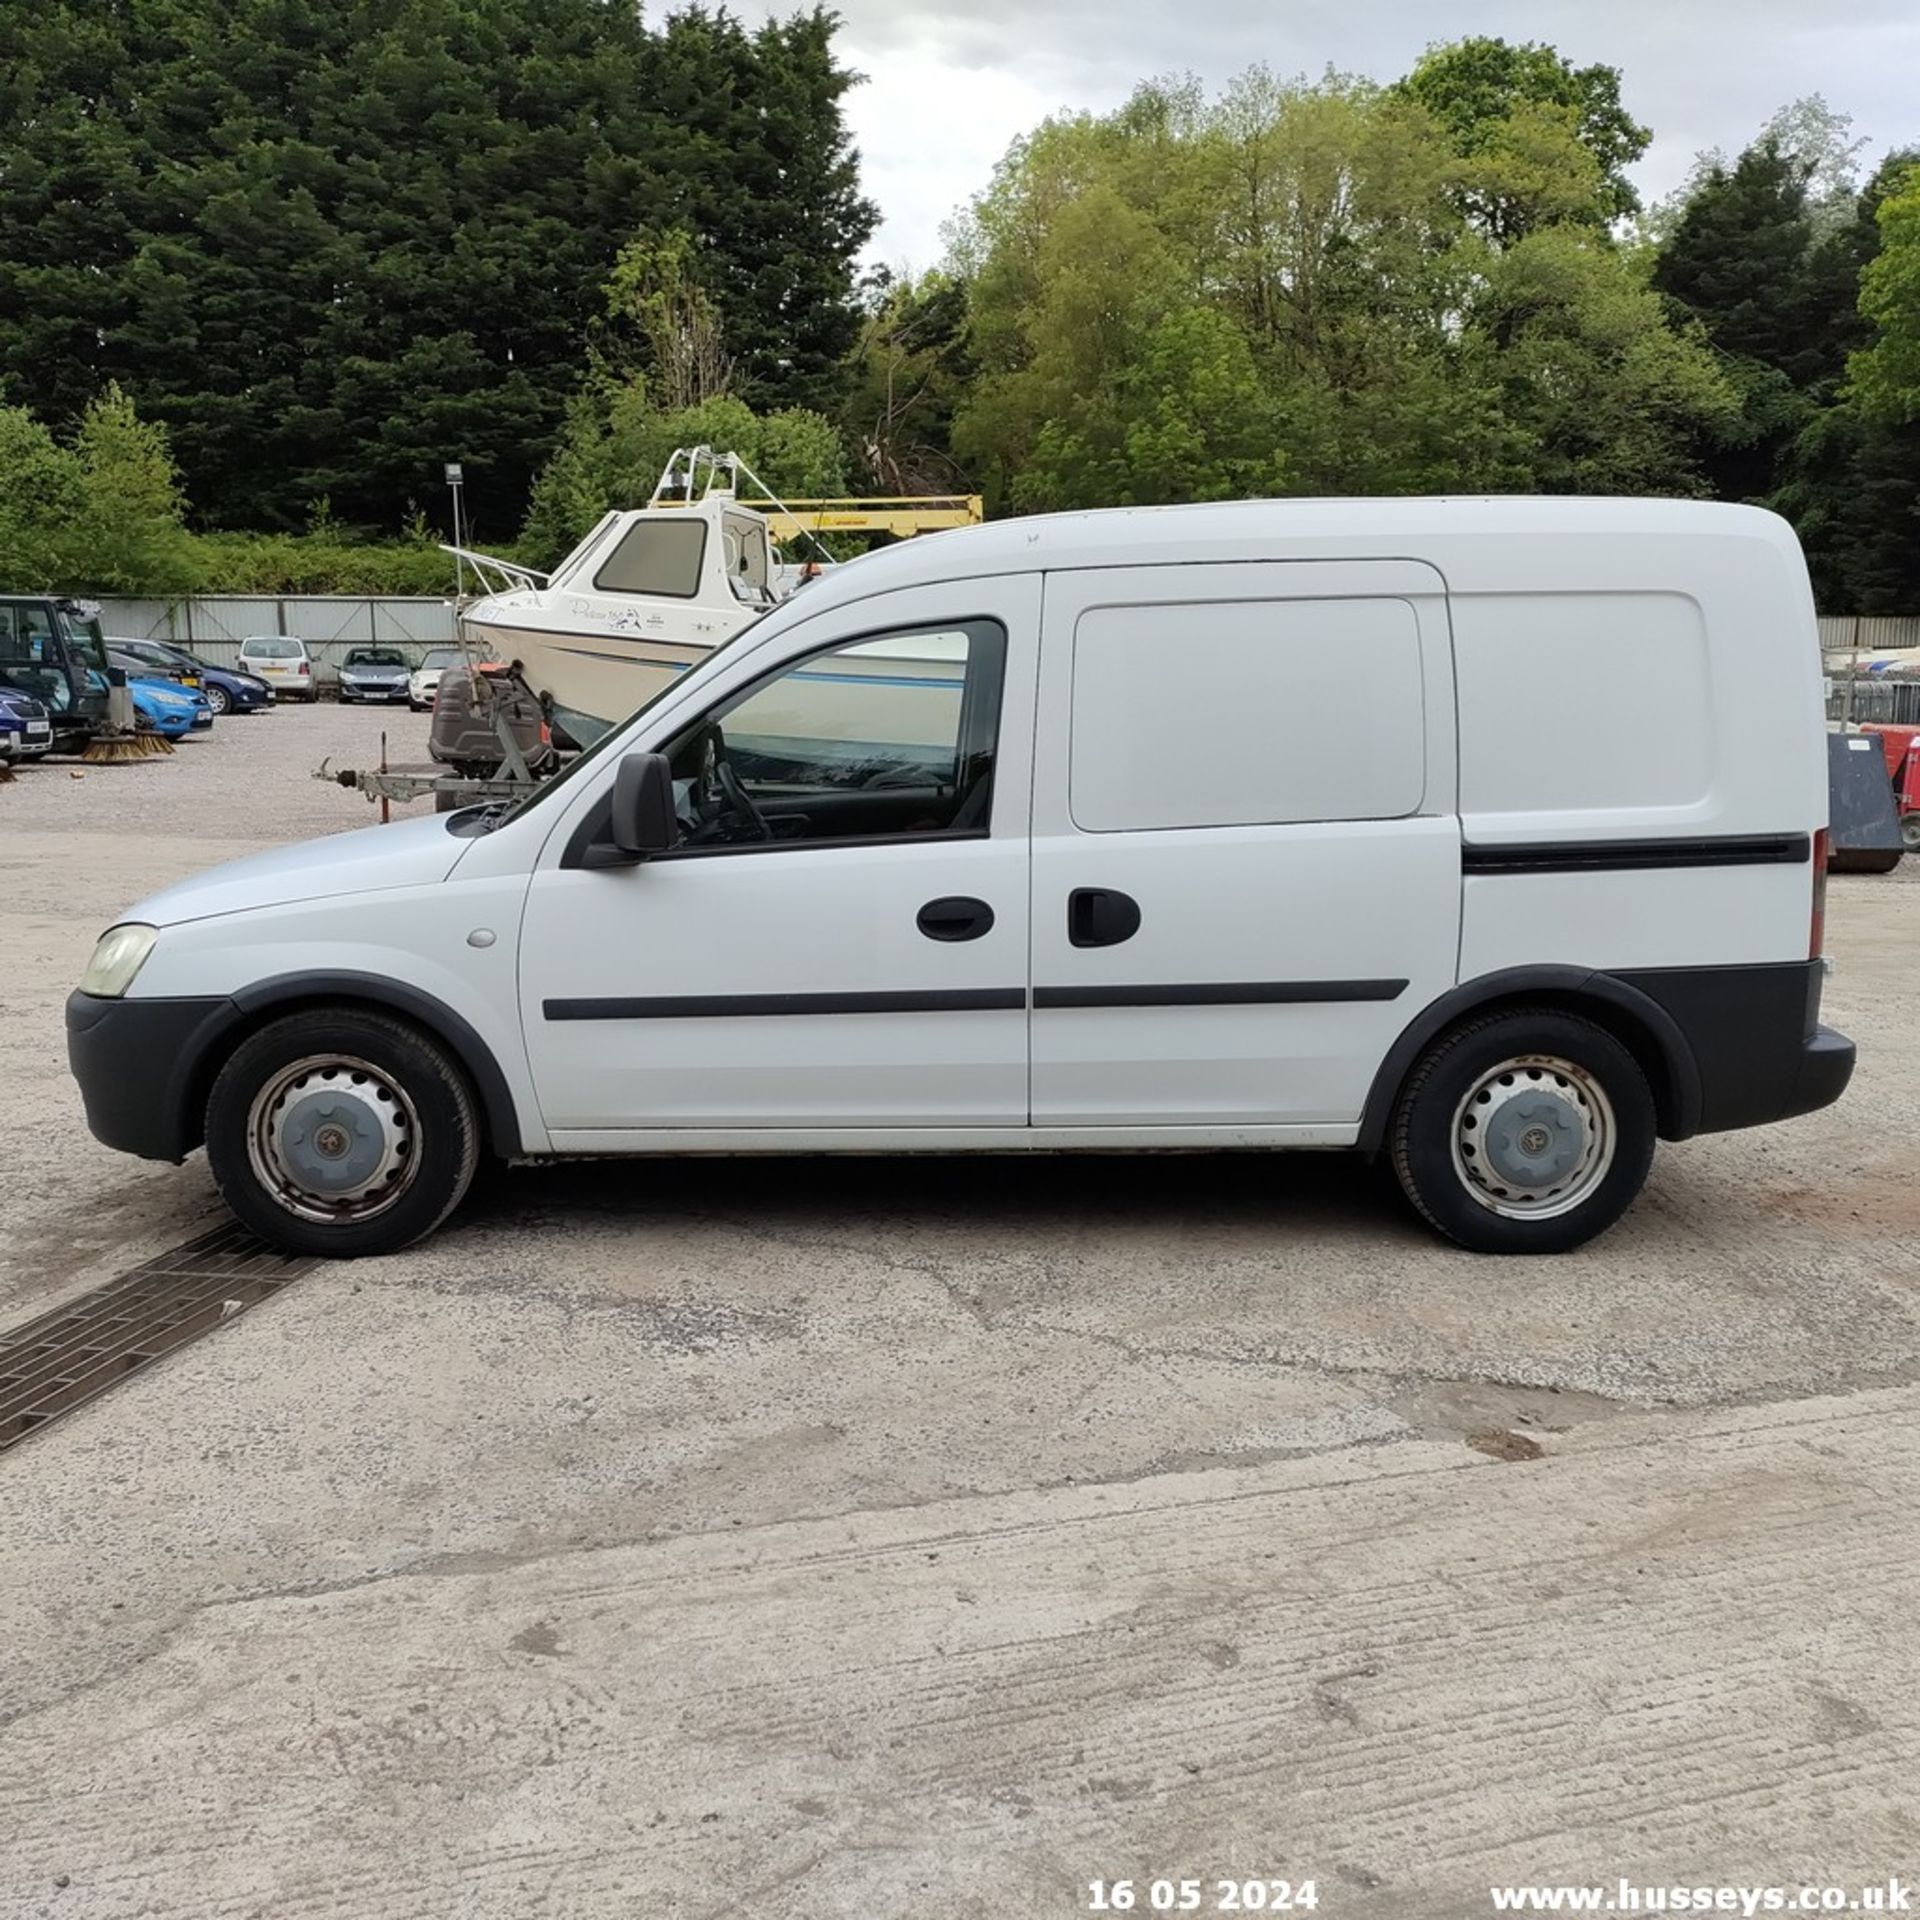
2,709 -> 1918,1916
0,695 -> 438,840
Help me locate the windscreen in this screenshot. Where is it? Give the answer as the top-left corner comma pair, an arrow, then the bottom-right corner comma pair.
59,610 -> 111,674
593,519 -> 706,598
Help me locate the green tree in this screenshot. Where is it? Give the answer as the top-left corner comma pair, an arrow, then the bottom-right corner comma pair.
1473,229 -> 1734,494
1398,37 -> 1650,240
520,383 -> 848,566
68,383 -> 203,593
0,406 -> 89,590
597,230 -> 734,414
950,68 -> 1714,510
1651,139 -> 1829,501
0,0 -> 873,535
640,9 -> 877,412
1851,163 -> 1920,425
839,271 -> 975,494
0,387 -> 203,593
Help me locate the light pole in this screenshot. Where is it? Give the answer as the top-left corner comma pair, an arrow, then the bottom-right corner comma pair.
444,461 -> 465,601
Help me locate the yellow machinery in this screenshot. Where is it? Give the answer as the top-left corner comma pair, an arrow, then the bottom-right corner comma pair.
757,495 -> 982,544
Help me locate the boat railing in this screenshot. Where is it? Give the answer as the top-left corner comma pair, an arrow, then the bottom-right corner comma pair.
440,545 -> 549,600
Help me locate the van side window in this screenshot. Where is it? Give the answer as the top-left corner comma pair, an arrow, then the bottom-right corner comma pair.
661,620 -> 1007,851
1069,597 -> 1426,832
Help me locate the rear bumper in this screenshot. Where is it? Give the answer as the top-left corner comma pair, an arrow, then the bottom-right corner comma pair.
1786,1024 -> 1857,1123
1616,959 -> 1854,1135
67,991 -> 238,1161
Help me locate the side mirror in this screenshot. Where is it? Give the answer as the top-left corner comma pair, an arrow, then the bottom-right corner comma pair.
593,751 -> 677,867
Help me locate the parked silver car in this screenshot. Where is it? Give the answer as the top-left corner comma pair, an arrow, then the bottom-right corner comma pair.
337,647 -> 413,704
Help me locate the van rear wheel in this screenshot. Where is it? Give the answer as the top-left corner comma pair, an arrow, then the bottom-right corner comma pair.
1389,1008 -> 1655,1254
205,1008 -> 481,1258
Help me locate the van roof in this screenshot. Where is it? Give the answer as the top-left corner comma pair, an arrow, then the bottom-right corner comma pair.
790,495 -> 1803,613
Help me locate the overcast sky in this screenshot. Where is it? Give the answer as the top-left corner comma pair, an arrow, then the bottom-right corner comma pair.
736,0 -> 1920,270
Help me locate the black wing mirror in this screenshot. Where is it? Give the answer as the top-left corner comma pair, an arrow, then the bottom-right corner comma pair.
590,751 -> 677,868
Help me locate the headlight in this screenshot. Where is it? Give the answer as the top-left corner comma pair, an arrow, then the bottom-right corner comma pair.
81,923 -> 159,999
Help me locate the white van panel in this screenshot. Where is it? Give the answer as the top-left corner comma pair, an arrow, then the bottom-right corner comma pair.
1031,560 -> 1460,1127
1458,866 -> 1811,976
1069,597 -> 1426,831
517,575 -> 1043,1133
1456,593 -> 1712,816
1032,816 -> 1463,1124
132,870 -> 551,1154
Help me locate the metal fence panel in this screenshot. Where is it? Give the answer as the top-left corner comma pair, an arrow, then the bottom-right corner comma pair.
373,601 -> 458,650
92,598 -> 177,643
1829,675 -> 1920,727
282,598 -> 377,648
88,594 -> 458,687
1819,615 -> 1920,655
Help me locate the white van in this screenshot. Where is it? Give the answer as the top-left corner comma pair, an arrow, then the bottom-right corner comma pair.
67,498 -> 1853,1258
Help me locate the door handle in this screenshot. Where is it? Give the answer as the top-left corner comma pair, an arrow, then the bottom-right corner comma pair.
1068,888 -> 1141,948
917,896 -> 996,942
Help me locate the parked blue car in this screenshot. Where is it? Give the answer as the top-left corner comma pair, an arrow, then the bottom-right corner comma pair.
127,676 -> 212,740
0,686 -> 54,762
110,638 -> 274,715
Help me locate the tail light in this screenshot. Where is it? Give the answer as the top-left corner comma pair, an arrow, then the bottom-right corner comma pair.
1810,828 -> 1829,958
297,660 -> 310,676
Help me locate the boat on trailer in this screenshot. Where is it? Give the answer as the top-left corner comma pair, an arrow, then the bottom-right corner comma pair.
453,448 -> 794,747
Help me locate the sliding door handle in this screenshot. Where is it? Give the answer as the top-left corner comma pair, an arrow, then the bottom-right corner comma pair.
1068,888 -> 1141,948
918,896 -> 996,942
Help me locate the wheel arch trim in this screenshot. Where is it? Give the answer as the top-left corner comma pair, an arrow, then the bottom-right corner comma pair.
207,972 -> 526,1156
1356,965 -> 1703,1154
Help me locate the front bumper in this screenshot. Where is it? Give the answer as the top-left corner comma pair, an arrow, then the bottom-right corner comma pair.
67,991 -> 239,1161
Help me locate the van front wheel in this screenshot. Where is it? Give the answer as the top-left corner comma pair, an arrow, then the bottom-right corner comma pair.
1389,1009 -> 1655,1254
205,1009 -> 481,1258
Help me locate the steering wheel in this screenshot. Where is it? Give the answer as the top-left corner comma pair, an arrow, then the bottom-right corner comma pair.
700,727 -> 771,842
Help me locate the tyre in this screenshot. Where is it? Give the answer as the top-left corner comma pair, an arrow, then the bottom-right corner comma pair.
1902,814 -> 1920,852
205,1008 -> 482,1258
205,684 -> 231,716
1389,1007 -> 1656,1255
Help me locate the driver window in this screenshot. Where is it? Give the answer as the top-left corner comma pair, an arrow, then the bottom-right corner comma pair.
661,620 -> 1006,851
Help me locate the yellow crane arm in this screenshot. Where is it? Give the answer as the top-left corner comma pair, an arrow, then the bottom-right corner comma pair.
758,496 -> 983,542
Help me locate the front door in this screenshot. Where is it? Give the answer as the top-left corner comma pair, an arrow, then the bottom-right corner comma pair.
1029,561 -> 1461,1133
519,579 -> 1039,1136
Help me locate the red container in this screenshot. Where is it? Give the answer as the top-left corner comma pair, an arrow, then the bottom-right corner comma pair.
1861,724 -> 1920,844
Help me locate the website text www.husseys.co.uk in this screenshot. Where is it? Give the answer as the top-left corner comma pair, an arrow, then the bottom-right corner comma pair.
1489,1883 -> 1911,1915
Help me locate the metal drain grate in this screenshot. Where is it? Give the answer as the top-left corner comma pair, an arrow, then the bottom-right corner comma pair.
0,1222 -> 314,1453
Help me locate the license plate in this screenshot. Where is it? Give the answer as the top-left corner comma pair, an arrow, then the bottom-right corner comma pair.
180,676 -> 200,688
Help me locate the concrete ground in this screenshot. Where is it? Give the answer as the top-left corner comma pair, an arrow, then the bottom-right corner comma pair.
2,705 -> 1917,1918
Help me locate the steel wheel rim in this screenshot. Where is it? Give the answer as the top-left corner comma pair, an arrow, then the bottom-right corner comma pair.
1450,1053 -> 1616,1221
245,1054 -> 422,1225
